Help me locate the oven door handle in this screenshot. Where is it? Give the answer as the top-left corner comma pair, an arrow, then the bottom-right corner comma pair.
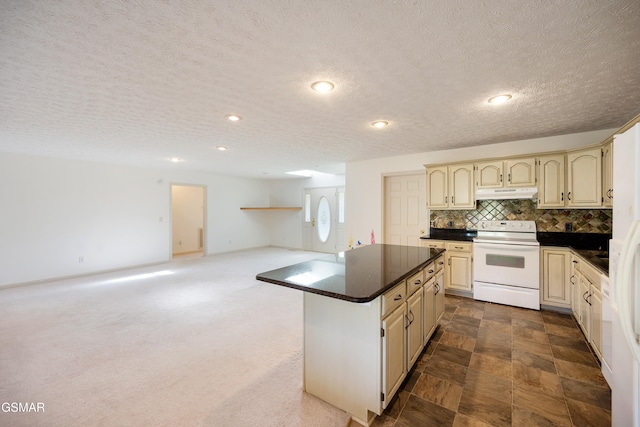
473,242 -> 539,252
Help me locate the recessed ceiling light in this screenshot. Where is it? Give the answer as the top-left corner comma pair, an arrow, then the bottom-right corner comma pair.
311,81 -> 335,93
226,114 -> 242,121
216,146 -> 228,151
371,120 -> 389,128
488,94 -> 512,105
169,157 -> 182,163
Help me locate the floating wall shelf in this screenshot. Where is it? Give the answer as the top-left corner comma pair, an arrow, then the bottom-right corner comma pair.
240,207 -> 302,211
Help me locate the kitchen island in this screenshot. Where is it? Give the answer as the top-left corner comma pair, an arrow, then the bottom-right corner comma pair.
256,244 -> 445,426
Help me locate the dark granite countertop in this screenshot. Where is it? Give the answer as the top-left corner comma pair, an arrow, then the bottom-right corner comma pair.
256,244 -> 445,303
420,228 -> 477,242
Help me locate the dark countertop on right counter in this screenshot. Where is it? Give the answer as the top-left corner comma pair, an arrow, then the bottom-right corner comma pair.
537,231 -> 611,274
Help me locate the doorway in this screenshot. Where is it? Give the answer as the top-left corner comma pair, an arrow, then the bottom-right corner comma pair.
384,174 -> 426,246
171,184 -> 206,258
303,187 -> 345,253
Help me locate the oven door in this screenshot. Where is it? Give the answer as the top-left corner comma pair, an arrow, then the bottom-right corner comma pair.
473,242 -> 540,289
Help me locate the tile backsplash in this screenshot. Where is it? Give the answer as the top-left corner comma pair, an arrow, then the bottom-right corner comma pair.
430,199 -> 612,233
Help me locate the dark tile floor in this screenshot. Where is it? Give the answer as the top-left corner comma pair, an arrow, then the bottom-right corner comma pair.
370,295 -> 611,427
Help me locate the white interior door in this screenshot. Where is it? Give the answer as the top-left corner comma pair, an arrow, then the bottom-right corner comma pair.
303,188 -> 343,253
384,174 -> 426,246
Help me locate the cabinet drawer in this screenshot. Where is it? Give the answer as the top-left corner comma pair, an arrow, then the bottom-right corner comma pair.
424,262 -> 436,280
422,240 -> 445,249
580,261 -> 601,290
434,256 -> 445,272
446,242 -> 472,252
407,269 -> 425,295
382,282 -> 407,318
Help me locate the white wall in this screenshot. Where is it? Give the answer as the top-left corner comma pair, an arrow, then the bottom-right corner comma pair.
266,173 -> 345,249
0,152 -> 272,287
345,129 -> 616,246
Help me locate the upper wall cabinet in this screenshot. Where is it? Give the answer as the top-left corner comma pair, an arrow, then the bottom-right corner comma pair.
426,164 -> 475,210
567,147 -> 602,208
476,158 -> 536,189
538,154 -> 566,208
602,140 -> 613,208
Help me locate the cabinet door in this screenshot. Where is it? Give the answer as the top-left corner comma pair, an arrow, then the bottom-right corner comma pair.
382,304 -> 406,407
423,279 -> 436,342
590,286 -> 603,360
407,289 -> 424,367
434,271 -> 445,323
578,275 -> 591,337
426,166 -> 448,209
570,256 -> 580,319
445,252 -> 472,291
567,148 -> 602,207
476,161 -> 503,189
449,164 -> 475,209
541,249 -> 571,307
506,158 -> 536,187
538,155 -> 566,208
602,141 -> 613,208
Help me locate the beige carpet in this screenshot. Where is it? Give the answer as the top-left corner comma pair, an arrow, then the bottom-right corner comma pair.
0,247 -> 352,427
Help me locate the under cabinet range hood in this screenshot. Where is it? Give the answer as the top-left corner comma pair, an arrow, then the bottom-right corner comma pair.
475,187 -> 538,200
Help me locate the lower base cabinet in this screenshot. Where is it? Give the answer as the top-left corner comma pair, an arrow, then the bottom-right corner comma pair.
303,257 -> 445,425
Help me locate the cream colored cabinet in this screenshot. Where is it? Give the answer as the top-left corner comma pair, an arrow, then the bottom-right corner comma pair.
434,269 -> 445,323
476,158 -> 536,189
567,147 -> 602,207
444,241 -> 473,294
476,160 -> 504,189
602,140 -> 613,208
538,154 -> 566,208
505,158 -> 537,187
570,255 -> 580,320
382,302 -> 406,405
421,239 -> 445,249
426,166 -> 448,209
590,285 -> 603,360
569,253 -> 604,362
423,277 -> 436,342
423,259 -> 445,344
406,285 -> 424,367
541,248 -> 571,308
578,273 -> 591,337
426,164 -> 475,209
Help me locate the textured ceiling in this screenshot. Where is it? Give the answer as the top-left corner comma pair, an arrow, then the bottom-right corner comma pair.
1,1 -> 639,178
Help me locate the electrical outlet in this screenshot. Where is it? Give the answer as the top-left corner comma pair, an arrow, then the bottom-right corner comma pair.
564,223 -> 572,232
448,221 -> 454,227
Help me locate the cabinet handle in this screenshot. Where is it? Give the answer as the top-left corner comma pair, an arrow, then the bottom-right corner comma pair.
583,291 -> 589,302
414,279 -> 422,286
428,269 -> 434,274
561,192 -> 564,201
567,192 -> 571,201
572,260 -> 578,264
394,295 -> 402,301
434,283 -> 440,294
451,196 -> 454,204
586,294 -> 592,306
445,196 -> 448,204
438,261 -> 444,266
570,275 -> 575,285
448,259 -> 451,266
500,174 -> 503,183
610,189 -> 613,199
454,246 -> 463,249
508,173 -> 511,182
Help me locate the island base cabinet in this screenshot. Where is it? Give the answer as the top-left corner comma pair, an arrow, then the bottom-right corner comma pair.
303,293 -> 383,426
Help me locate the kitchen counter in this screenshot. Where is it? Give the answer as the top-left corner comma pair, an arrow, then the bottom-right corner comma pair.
421,228 -> 610,274
256,243 -> 444,303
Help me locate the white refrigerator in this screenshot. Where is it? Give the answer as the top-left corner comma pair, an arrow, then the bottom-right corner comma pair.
609,122 -> 640,426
